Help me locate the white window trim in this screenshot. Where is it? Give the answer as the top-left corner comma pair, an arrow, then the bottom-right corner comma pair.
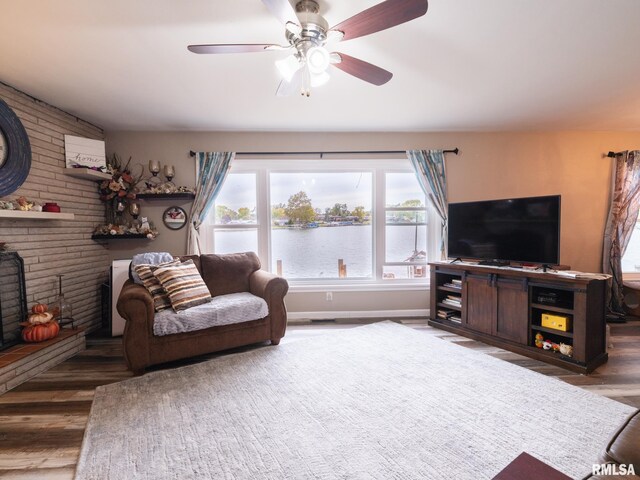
209,158 -> 437,288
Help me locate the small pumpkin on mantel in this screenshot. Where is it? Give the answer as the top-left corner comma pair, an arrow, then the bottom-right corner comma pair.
27,312 -> 53,325
21,321 -> 60,343
31,303 -> 48,314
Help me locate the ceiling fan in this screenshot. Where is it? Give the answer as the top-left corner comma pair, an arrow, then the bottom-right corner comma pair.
188,0 -> 428,96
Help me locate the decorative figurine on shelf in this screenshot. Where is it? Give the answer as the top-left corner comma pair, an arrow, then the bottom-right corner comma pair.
534,333 -> 544,348
140,216 -> 150,231
559,343 -> 573,357
542,340 -> 553,350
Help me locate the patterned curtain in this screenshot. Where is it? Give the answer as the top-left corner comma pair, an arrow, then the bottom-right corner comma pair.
187,152 -> 234,255
407,150 -> 448,259
602,150 -> 640,314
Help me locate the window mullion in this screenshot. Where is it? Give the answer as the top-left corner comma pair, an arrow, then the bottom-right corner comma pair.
375,170 -> 386,281
256,169 -> 270,270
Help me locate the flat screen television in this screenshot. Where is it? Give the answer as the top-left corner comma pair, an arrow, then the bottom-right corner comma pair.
447,195 -> 560,265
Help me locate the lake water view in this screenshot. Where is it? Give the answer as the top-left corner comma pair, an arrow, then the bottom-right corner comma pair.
214,225 -> 427,279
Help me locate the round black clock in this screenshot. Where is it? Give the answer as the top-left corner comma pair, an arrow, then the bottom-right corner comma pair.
0,98 -> 31,197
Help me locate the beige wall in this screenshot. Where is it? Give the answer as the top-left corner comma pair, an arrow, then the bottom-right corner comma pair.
0,83 -> 109,331
105,130 -> 640,316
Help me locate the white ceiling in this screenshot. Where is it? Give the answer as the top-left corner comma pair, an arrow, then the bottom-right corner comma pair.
1,0 -> 640,132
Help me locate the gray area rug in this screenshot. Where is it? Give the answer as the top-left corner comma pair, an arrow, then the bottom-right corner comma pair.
75,322 -> 635,480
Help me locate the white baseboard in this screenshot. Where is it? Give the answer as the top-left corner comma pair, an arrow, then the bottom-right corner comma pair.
287,309 -> 429,321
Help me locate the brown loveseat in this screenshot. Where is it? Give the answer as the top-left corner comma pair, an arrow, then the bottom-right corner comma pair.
117,252 -> 288,374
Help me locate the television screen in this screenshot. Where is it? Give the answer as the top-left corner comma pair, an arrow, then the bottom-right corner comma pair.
447,195 -> 560,265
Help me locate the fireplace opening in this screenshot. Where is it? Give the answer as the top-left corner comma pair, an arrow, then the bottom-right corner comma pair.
0,251 -> 27,351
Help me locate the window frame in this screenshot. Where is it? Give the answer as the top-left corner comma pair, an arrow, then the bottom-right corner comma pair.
207,158 -> 438,289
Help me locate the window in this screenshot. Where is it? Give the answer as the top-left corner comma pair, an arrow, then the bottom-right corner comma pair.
622,220 -> 640,276
206,158 -> 435,286
383,173 -> 427,280
270,172 -> 373,279
204,173 -> 258,255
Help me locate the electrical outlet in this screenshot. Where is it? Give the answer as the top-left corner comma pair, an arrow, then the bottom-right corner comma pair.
326,292 -> 333,301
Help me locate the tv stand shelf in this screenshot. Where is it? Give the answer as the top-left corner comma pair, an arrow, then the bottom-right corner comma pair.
531,325 -> 574,339
429,262 -> 607,374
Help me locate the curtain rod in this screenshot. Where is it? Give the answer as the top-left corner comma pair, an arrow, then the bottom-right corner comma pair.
606,151 -> 625,158
189,148 -> 459,158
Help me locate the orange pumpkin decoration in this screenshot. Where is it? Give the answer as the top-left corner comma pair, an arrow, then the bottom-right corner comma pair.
31,303 -> 48,314
22,321 -> 60,343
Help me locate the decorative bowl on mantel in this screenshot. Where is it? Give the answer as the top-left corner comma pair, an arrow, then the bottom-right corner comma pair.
42,202 -> 61,213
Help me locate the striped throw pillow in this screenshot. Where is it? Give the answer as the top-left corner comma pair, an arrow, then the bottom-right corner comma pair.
133,260 -> 179,312
153,260 -> 212,311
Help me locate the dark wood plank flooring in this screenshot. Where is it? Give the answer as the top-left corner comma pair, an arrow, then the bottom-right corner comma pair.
0,320 -> 638,479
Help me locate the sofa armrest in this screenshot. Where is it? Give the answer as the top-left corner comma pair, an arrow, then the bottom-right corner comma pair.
600,409 -> 640,469
116,280 -> 155,373
116,280 -> 154,327
249,270 -> 289,343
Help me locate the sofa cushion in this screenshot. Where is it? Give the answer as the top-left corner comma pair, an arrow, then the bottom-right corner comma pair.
154,260 -> 212,311
200,252 -> 261,297
133,260 -> 179,312
153,292 -> 269,336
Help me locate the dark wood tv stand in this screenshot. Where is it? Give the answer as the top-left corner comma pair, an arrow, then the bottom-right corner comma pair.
428,262 -> 608,374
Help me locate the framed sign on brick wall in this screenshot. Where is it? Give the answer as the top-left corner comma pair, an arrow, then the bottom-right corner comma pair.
64,135 -> 106,170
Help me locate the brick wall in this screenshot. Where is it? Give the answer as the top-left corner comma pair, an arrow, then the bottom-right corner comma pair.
0,82 -> 109,332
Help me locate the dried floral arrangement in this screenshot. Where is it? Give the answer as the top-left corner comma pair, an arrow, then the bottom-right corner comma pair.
98,154 -> 142,204
97,154 -> 143,225
0,196 -> 43,211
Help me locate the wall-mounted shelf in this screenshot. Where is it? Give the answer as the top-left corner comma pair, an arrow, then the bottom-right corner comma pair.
91,234 -> 150,240
135,193 -> 195,200
0,210 -> 75,220
64,167 -> 112,181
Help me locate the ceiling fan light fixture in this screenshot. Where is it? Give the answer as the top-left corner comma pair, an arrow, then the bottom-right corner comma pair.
306,46 -> 330,74
310,71 -> 330,88
276,54 -> 301,82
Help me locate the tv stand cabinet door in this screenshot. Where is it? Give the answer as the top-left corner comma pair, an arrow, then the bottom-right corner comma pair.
464,274 -> 495,335
494,278 -> 528,344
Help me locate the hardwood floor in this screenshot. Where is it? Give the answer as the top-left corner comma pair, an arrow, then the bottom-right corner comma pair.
0,319 -> 638,479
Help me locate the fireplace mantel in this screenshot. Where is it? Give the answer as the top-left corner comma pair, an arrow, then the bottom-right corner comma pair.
0,210 -> 75,220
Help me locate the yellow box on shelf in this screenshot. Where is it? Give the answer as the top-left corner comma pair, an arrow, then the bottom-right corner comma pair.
541,313 -> 571,332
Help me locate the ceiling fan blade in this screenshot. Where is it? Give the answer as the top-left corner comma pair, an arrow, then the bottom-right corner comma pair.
330,0 -> 428,42
276,68 -> 304,96
188,44 -> 281,54
262,0 -> 300,29
332,53 -> 393,86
